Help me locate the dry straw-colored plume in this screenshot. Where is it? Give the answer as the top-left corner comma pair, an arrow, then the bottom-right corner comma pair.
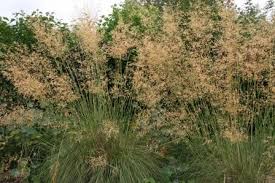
3,47 -> 78,103
3,15 -> 109,108
0,106 -> 43,126
30,18 -> 67,58
74,16 -> 108,95
106,2 -> 275,138
2,2 -> 275,136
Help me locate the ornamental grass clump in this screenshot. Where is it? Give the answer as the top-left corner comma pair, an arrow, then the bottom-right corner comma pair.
38,96 -> 162,183
2,14 -> 108,108
179,99 -> 275,183
1,0 -> 275,182
102,0 -> 275,145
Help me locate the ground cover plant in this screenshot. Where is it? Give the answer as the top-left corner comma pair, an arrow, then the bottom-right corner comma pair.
0,0 -> 275,182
